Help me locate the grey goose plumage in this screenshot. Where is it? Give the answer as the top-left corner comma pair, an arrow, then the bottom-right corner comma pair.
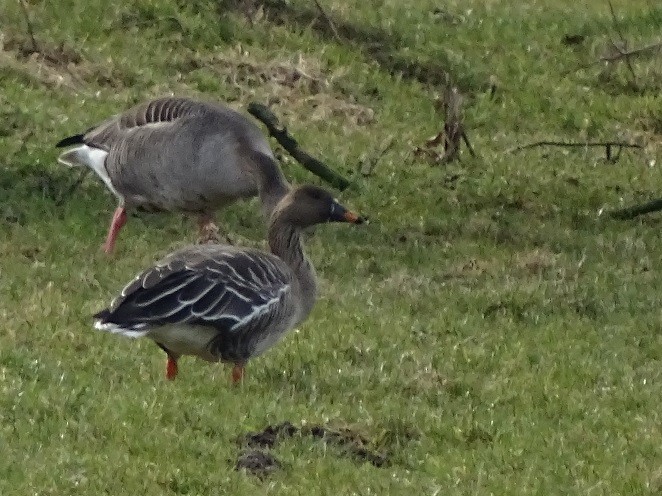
93,177 -> 364,383
56,97 -> 288,253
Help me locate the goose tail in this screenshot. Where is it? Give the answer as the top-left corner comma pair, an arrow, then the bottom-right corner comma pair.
55,134 -> 85,148
57,144 -> 108,171
93,309 -> 148,338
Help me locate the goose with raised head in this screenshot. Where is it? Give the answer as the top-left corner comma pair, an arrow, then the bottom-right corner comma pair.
92,150 -> 363,383
56,97 -> 288,253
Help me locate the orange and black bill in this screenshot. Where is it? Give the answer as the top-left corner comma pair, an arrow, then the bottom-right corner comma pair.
330,200 -> 364,224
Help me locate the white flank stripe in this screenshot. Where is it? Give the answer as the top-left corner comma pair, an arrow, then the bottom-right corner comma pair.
94,320 -> 148,338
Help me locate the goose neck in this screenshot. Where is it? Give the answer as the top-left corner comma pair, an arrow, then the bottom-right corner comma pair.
268,220 -> 317,314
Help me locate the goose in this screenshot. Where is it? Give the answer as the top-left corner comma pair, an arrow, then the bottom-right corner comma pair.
92,149 -> 363,383
56,97 -> 288,253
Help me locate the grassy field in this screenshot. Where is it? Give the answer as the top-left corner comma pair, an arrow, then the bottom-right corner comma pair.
1,0 -> 661,494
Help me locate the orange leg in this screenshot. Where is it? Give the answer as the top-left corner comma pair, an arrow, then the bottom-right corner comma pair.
166,355 -> 178,380
231,363 -> 245,385
102,206 -> 127,254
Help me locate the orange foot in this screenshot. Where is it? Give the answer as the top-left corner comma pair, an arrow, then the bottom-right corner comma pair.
231,363 -> 244,385
166,355 -> 178,380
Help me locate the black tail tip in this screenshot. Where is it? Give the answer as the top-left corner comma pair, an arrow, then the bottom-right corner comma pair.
93,308 -> 111,321
55,134 -> 85,148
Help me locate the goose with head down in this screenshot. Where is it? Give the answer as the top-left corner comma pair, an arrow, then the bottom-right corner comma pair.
92,148 -> 363,383
56,97 -> 288,253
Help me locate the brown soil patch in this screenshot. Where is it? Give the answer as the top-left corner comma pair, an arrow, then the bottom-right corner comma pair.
234,421 -> 390,477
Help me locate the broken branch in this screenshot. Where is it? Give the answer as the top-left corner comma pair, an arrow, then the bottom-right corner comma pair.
606,1 -> 637,81
506,140 -> 642,161
312,0 -> 342,43
600,40 -> 662,63
609,198 -> 662,219
18,0 -> 39,53
54,168 -> 90,207
247,102 -> 350,191
360,136 -> 394,177
415,84 -> 476,165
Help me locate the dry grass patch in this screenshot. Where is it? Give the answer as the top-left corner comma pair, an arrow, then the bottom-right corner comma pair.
513,247 -> 559,276
190,48 -> 375,125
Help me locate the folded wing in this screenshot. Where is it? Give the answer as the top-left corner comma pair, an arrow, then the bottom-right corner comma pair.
81,98 -> 204,152
96,249 -> 293,334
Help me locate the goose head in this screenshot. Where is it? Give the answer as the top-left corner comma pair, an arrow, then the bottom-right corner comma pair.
273,185 -> 364,228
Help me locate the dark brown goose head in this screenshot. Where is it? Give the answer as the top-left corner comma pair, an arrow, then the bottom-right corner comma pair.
273,185 -> 364,228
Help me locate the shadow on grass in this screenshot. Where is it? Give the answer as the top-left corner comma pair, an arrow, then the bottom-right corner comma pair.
0,163 -> 108,227
218,0 -> 481,91
0,165 -> 69,216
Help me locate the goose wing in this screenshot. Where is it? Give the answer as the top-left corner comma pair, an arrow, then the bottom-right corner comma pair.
94,247 -> 294,333
81,97 -> 207,151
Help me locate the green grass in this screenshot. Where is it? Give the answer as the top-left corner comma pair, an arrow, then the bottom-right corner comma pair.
1,0 -> 661,494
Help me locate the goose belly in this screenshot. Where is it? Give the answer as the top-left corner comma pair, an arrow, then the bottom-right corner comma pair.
112,152 -> 258,212
148,324 -> 220,362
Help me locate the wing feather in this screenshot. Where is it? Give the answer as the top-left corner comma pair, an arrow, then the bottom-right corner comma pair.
95,248 -> 293,335
81,98 -> 205,151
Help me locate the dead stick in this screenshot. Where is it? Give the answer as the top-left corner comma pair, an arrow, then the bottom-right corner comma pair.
461,131 -> 477,157
599,40 -> 662,62
18,0 -> 39,53
361,136 -> 394,176
247,103 -> 350,191
312,0 -> 342,43
507,140 -> 642,154
54,168 -> 90,207
607,1 -> 637,81
610,198 -> 662,219
566,40 -> 662,76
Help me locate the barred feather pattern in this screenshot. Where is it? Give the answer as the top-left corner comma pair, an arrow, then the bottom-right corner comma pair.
82,98 -> 203,151
96,245 -> 302,362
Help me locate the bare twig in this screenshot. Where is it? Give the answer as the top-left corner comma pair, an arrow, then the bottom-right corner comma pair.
508,140 -> 642,152
443,85 -> 476,161
599,40 -> 662,63
312,0 -> 342,43
360,136 -> 394,176
564,41 -> 662,78
414,84 -> 476,165
461,131 -> 476,158
247,102 -> 350,191
18,0 -> 39,53
566,39 -> 662,77
565,8 -> 662,76
506,140 -> 642,161
609,198 -> 662,219
441,85 -> 463,162
54,168 -> 90,207
607,1 -> 637,81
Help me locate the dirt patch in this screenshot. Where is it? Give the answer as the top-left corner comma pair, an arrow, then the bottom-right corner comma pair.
239,421 -> 299,448
514,247 -> 558,275
234,421 -> 391,477
0,32 -> 87,92
3,34 -> 82,66
1,31 -> 140,91
235,449 -> 282,479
